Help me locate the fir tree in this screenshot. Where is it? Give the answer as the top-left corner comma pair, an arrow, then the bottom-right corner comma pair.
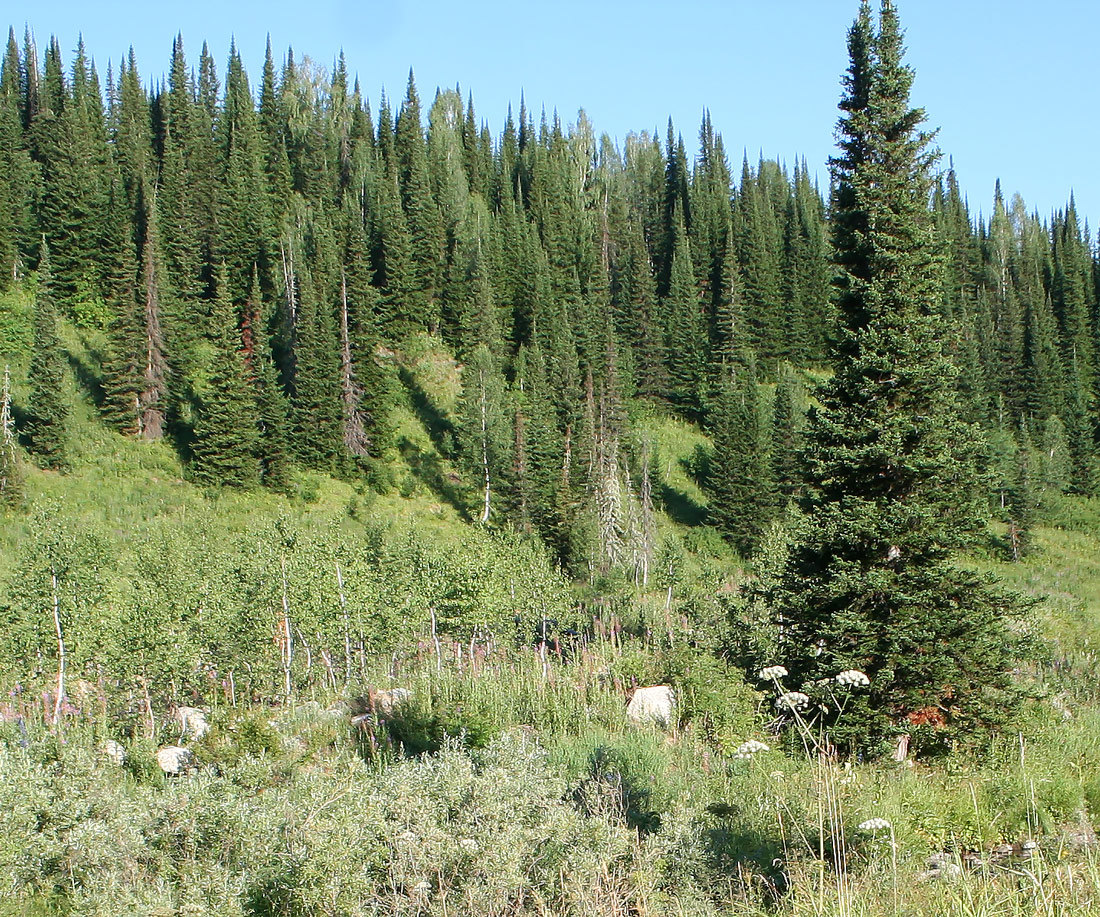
663,207 -> 706,416
99,218 -> 143,435
707,356 -> 767,554
770,364 -> 803,506
246,263 -> 294,492
26,240 -> 69,467
763,1 -> 1030,755
395,71 -> 444,331
190,264 -> 260,488
290,265 -> 344,472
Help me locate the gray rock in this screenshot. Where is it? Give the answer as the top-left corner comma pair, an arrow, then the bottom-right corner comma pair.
156,745 -> 196,775
103,739 -> 127,766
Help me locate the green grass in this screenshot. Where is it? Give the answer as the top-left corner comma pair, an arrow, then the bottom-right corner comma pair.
6,637 -> 1100,916
5,315 -> 1100,914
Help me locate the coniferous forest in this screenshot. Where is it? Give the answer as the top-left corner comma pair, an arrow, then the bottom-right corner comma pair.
2,1 -> 1100,914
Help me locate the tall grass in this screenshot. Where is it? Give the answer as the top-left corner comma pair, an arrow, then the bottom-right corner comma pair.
4,631 -> 1100,916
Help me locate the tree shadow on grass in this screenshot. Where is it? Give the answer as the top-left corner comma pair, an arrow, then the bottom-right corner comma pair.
659,482 -> 708,527
397,434 -> 469,521
398,363 -> 454,457
67,347 -> 104,409
702,804 -> 791,906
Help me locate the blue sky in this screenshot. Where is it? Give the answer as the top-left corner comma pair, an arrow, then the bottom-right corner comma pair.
15,0 -> 1100,228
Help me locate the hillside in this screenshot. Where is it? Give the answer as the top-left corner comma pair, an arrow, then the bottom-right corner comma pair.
4,1 -> 1100,913
1,307 -> 1100,915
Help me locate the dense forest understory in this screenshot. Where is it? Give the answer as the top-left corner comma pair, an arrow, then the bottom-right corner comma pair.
2,0 -> 1100,913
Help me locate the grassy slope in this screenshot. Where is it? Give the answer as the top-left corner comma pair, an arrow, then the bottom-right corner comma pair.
5,324 -> 1100,914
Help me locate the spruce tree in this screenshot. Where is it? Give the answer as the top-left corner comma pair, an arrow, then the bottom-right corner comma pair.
763,1 -> 1030,756
770,364 -> 803,506
190,264 -> 260,488
663,207 -> 706,416
707,356 -> 767,554
290,265 -> 344,472
99,221 -> 143,436
395,71 -> 444,332
27,240 -> 69,468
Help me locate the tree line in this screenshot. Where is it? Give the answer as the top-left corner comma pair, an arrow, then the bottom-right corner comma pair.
0,25 -> 1095,571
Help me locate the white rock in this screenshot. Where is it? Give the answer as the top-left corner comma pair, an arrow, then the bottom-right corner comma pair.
176,706 -> 209,740
626,685 -> 675,727
373,688 -> 411,717
156,745 -> 196,775
103,739 -> 127,766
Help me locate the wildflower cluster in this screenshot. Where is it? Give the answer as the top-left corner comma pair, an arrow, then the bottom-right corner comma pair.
857,817 -> 891,832
758,665 -> 789,681
775,691 -> 810,711
733,739 -> 770,760
836,669 -> 870,687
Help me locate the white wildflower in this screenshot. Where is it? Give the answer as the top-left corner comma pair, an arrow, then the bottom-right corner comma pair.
858,817 -> 892,832
396,830 -> 418,844
733,739 -> 770,759
758,665 -> 789,681
412,879 -> 431,897
775,691 -> 810,711
836,669 -> 870,687
459,838 -> 478,854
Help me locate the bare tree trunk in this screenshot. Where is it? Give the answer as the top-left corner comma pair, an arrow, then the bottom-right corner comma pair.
140,671 -> 155,739
281,556 -> 293,700
297,627 -> 313,694
280,237 -> 298,326
339,269 -> 370,455
51,567 -> 65,728
640,440 -> 654,588
335,560 -> 352,686
431,608 -> 442,673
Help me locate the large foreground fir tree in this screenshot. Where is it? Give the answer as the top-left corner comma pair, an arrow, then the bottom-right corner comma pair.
763,0 -> 1031,755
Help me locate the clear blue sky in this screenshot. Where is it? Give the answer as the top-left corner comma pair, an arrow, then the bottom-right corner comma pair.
15,0 -> 1100,228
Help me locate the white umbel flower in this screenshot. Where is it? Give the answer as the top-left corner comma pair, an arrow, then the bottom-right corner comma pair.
775,691 -> 810,711
858,817 -> 892,832
734,739 -> 770,759
836,670 -> 870,687
758,665 -> 789,681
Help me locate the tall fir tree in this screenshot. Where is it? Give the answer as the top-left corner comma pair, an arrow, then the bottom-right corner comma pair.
663,207 -> 706,416
706,355 -> 768,554
190,264 -> 261,488
762,0 -> 1030,755
26,239 -> 69,467
290,264 -> 345,472
395,71 -> 444,332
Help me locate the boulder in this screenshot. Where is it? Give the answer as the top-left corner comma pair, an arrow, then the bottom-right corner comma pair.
156,745 -> 196,776
176,705 -> 209,740
626,685 -> 676,727
103,739 -> 127,766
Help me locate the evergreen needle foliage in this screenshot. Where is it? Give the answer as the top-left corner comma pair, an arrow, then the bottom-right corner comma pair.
763,0 -> 1033,756
26,240 -> 69,468
190,264 -> 260,487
